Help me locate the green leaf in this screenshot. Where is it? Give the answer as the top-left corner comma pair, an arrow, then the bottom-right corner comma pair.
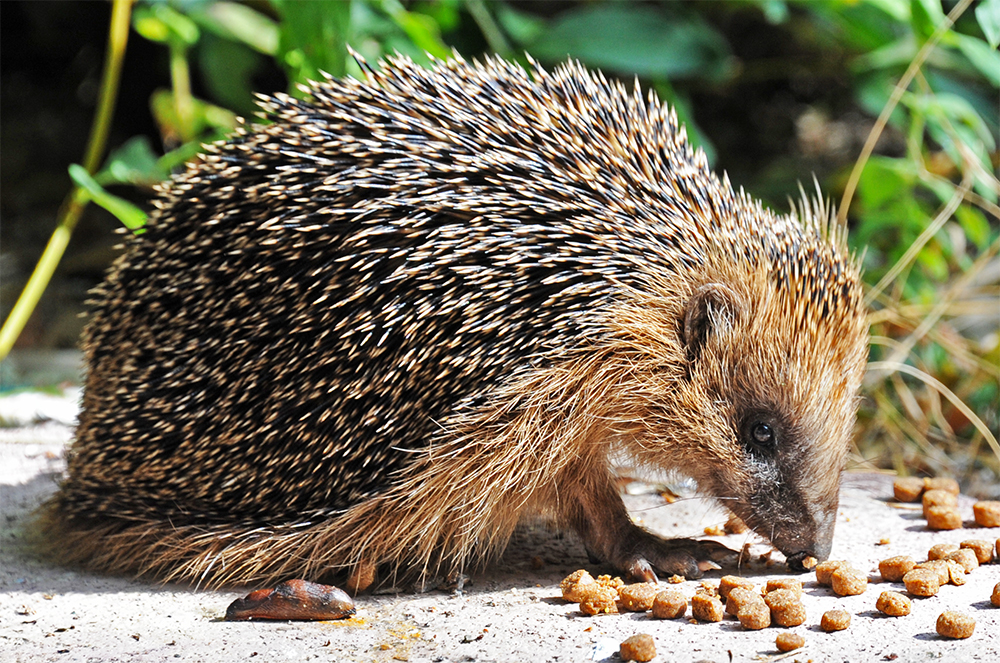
952,33 -> 1000,87
910,0 -> 945,42
954,204 -> 992,250
69,165 -> 147,231
494,3 -> 546,46
381,0 -> 451,59
273,0 -> 351,85
98,136 -> 168,187
195,1 -> 279,55
857,156 -> 916,208
976,0 -> 1000,48
134,4 -> 199,47
527,4 -> 731,80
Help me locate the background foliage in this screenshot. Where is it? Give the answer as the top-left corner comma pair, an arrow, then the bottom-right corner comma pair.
1,0 -> 997,494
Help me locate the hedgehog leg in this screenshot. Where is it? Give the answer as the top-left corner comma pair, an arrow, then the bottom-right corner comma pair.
563,469 -> 734,582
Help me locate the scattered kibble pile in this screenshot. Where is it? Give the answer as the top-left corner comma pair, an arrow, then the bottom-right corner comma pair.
556,475 -> 996,650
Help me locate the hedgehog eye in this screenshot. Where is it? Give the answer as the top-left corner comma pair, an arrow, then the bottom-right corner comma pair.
746,421 -> 777,452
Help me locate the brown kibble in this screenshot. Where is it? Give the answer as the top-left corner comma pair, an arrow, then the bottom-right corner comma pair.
726,586 -> 763,616
922,490 -> 959,517
914,560 -> 950,585
651,590 -> 687,619
820,609 -> 851,631
936,611 -> 975,639
923,477 -> 960,495
691,592 -> 725,622
815,560 -> 850,586
725,514 -> 749,534
927,543 -> 959,560
579,586 -> 619,615
831,566 -> 867,596
737,601 -> 771,630
960,539 -> 994,564
619,633 -> 656,662
903,568 -> 940,597
878,555 -> 915,582
698,581 -> 719,596
765,578 -> 803,597
945,548 -> 979,573
973,501 -> 1000,527
992,582 -> 1000,607
765,589 -> 806,627
596,574 -> 624,591
926,505 -> 963,530
667,574 -> 685,584
775,632 -> 805,652
560,570 -> 597,602
718,575 -> 755,601
800,555 -> 818,570
946,560 -> 967,585
618,583 -> 659,612
704,524 -> 725,536
875,591 -> 911,616
893,477 -> 924,502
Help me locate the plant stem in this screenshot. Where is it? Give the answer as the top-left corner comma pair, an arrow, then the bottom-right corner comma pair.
0,0 -> 133,361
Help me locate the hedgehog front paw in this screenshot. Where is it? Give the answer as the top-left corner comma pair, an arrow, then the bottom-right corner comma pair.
614,532 -> 736,582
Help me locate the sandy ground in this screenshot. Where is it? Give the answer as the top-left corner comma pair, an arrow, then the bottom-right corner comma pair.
0,394 -> 998,662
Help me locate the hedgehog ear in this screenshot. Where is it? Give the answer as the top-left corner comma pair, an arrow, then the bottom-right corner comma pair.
682,283 -> 744,359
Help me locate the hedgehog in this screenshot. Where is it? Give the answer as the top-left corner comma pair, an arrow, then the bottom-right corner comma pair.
41,53 -> 868,589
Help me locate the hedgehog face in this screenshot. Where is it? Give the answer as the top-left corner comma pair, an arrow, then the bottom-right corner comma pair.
669,270 -> 867,566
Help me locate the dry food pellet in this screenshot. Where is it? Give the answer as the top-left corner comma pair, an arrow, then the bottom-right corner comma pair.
926,505 -> 963,530
704,524 -> 725,536
902,568 -> 940,597
718,575 -> 755,601
651,590 -> 686,619
927,543 -> 959,560
815,560 -> 850,586
973,501 -> 1000,527
946,560 -> 967,585
559,569 -> 597,603
893,477 -> 924,502
923,477 -> 960,495
619,633 -> 656,662
698,581 -> 719,596
992,582 -> 1000,608
936,611 -> 975,639
579,586 -> 619,615
878,555 -> 915,582
765,578 -> 803,597
944,548 -> 979,573
875,590 -> 911,616
765,589 -> 806,627
618,583 -> 659,612
820,609 -> 851,631
597,574 -> 624,591
922,489 -> 958,517
831,566 -> 867,596
691,592 -> 725,622
960,539 -> 994,564
737,601 -> 771,630
914,560 -> 950,585
726,586 -> 763,616
775,632 -> 805,652
725,514 -> 749,534
560,570 -> 597,602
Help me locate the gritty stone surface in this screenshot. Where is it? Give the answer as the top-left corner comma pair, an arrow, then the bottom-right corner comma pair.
1,390 -> 997,662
